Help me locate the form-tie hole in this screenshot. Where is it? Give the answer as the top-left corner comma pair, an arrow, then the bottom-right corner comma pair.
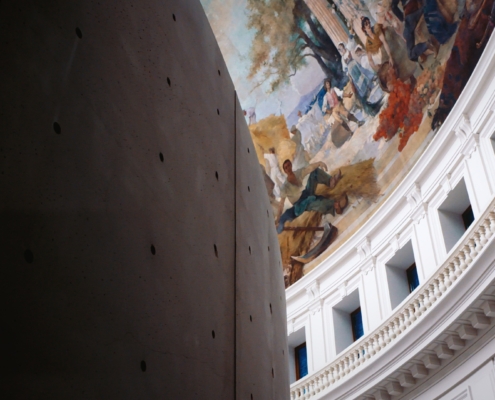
24,249 -> 34,264
217,108 -> 220,115
248,246 -> 251,255
218,70 -> 221,76
172,13 -> 176,21
140,360 -> 146,372
75,27 -> 82,39
150,245 -> 156,255
167,77 -> 171,86
215,171 -> 219,181
159,152 -> 164,162
214,244 -> 218,258
250,315 -> 252,322
53,122 -> 61,134
270,303 -> 272,314
211,330 -> 215,339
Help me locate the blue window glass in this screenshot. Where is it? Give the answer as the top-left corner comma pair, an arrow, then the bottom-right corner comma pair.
406,263 -> 420,293
351,308 -> 364,341
295,343 -> 308,379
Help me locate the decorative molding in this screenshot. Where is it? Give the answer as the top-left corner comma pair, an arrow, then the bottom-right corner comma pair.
338,281 -> 348,300
440,173 -> 452,196
356,237 -> 371,261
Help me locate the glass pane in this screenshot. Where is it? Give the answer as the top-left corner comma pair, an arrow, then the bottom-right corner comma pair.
296,344 -> 308,378
407,264 -> 420,293
351,308 -> 364,341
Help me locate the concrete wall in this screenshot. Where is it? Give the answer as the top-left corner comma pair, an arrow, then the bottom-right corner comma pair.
0,0 -> 288,398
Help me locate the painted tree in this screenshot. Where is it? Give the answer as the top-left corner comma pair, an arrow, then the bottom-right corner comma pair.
246,0 -> 346,93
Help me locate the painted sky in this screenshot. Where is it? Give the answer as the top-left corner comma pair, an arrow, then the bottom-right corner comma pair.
200,0 -> 326,123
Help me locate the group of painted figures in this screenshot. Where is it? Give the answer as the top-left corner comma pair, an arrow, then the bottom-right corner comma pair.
264,0 -> 495,249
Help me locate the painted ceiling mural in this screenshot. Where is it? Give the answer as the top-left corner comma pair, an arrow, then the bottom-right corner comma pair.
200,0 -> 494,287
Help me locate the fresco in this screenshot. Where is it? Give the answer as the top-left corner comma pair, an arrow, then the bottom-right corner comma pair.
201,0 -> 495,287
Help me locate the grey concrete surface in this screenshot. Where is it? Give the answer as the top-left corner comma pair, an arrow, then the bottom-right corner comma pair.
0,0 -> 288,398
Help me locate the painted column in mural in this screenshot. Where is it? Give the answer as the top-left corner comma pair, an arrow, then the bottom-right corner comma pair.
304,0 -> 349,46
335,0 -> 370,46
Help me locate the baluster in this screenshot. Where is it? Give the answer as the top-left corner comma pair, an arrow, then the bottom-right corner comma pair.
369,336 -> 377,356
423,287 -> 431,309
438,268 -> 450,295
448,262 -> 457,283
339,360 -> 345,379
315,375 -> 321,393
428,283 -> 436,305
329,366 -> 336,385
479,223 -> 488,245
474,232 -> 482,252
414,297 -> 422,318
433,279 -> 441,300
458,251 -> 467,272
453,257 -> 462,277
322,369 -> 330,390
419,293 -> 427,312
488,212 -> 495,235
344,356 -> 350,375
384,325 -> 392,343
469,238 -> 478,259
463,244 -> 472,265
355,349 -> 361,368
407,303 -> 416,323
393,317 -> 400,338
399,313 -> 406,333
312,377 -> 319,394
379,330 -> 386,349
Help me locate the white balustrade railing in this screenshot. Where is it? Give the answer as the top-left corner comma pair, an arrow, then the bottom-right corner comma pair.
290,201 -> 495,399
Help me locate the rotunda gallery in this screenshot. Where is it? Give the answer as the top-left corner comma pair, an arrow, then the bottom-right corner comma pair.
3,0 -> 495,399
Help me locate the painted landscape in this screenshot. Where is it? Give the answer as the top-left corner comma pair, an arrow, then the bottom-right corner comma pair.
201,0 -> 495,287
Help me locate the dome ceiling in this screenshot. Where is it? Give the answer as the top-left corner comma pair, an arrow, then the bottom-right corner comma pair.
200,0 -> 494,286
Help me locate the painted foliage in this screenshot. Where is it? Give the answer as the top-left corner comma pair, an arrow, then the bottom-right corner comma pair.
201,0 -> 495,287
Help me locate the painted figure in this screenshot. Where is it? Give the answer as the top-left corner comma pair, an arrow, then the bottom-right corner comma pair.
275,160 -> 347,233
322,78 -> 363,147
289,126 -> 310,170
389,0 -> 437,61
338,42 -> 384,116
264,147 -> 285,199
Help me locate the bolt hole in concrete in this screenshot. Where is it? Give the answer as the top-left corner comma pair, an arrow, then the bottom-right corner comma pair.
167,77 -> 171,86
172,13 -> 176,21
215,171 -> 219,181
250,315 -> 252,322
247,147 -> 250,153
268,246 -> 270,251
270,303 -> 272,314
211,330 -> 215,339
150,244 -> 156,255
140,360 -> 146,372
53,122 -> 61,134
214,244 -> 218,257
217,108 -> 220,115
218,69 -> 221,76
75,27 -> 82,38
248,186 -> 250,192
24,249 -> 34,264
248,246 -> 251,254
159,152 -> 164,162
272,368 -> 274,378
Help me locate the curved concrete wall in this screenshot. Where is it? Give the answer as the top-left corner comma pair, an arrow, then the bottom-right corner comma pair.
0,0 -> 289,398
